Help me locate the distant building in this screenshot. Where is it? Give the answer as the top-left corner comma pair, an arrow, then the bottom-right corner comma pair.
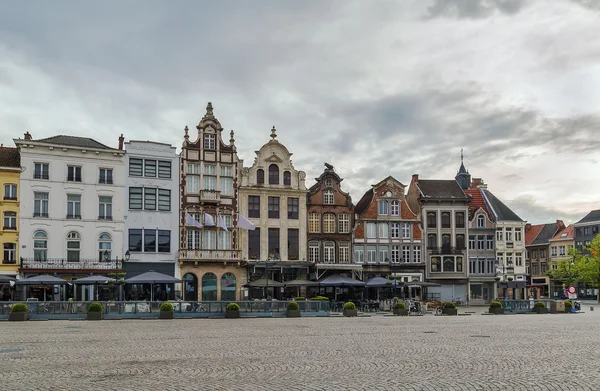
525,221 -> 564,299
0,146 -> 21,294
573,210 -> 600,253
548,224 -> 575,298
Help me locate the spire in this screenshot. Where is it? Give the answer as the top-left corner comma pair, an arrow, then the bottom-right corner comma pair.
229,130 -> 235,145
184,126 -> 189,141
455,148 -> 471,190
270,126 -> 277,140
458,148 -> 467,174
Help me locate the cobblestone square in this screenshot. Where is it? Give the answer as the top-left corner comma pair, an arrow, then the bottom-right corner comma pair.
1,310 -> 599,390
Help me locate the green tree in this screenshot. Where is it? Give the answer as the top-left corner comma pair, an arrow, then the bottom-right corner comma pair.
547,247 -> 580,287
570,234 -> 600,303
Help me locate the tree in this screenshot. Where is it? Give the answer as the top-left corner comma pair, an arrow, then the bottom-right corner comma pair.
570,234 -> 600,303
547,248 -> 580,288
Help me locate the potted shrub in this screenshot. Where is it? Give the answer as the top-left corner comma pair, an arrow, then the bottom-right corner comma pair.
494,277 -> 501,282
507,276 -> 514,281
310,296 -> 329,301
533,301 -> 547,314
343,301 -> 358,317
489,301 -> 504,315
393,302 -> 409,316
442,302 -> 458,316
9,303 -> 28,321
225,302 -> 240,318
286,301 -> 301,318
159,302 -> 174,319
564,300 -> 573,313
87,302 -> 103,320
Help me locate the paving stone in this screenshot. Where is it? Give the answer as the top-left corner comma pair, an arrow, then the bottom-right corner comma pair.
0,312 -> 597,390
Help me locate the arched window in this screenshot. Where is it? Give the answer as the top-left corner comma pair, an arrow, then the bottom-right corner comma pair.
477,215 -> 485,228
98,233 -> 112,261
183,273 -> 198,301
33,230 -> 48,261
323,213 -> 336,233
256,169 -> 264,184
67,231 -> 81,262
221,273 -> 236,301
268,164 -> 279,185
309,212 -> 320,233
201,272 -> 217,301
283,171 -> 291,186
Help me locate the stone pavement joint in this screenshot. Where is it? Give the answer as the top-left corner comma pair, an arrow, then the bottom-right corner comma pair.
0,312 -> 599,390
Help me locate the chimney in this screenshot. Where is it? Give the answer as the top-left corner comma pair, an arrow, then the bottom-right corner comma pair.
525,223 -> 531,231
24,131 -> 32,140
118,134 -> 124,150
412,174 -> 419,183
556,219 -> 565,230
471,178 -> 483,189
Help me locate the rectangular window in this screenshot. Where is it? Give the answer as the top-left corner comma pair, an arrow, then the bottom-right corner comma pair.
390,223 -> 400,239
378,223 -> 389,238
288,229 -> 299,260
34,163 -> 49,179
391,246 -> 400,263
366,223 -> 377,238
202,230 -> 217,250
34,192 -> 49,217
203,164 -> 216,190
551,246 -> 557,257
220,165 -> 233,196
187,163 -> 200,174
309,241 -> 319,263
354,247 -> 364,263
67,236 -> 80,262
390,200 -> 400,216
413,246 -> 421,263
158,230 -> 170,253
323,214 -> 335,233
268,197 -> 280,218
496,229 -> 503,242
379,246 -> 389,263
144,188 -> 157,210
144,229 -> 157,252
506,228 -> 513,241
455,212 -> 465,228
402,246 -> 411,262
468,235 -> 476,250
67,165 -> 82,182
427,212 -> 437,228
367,246 -> 377,263
3,212 -> 16,229
99,168 -> 113,184
339,242 -> 350,263
187,175 -> 199,193
218,230 -> 232,250
66,194 -> 81,219
515,228 -> 522,242
268,228 -> 280,257
515,252 -> 523,266
309,213 -> 320,233
287,198 -> 299,219
338,214 -> 350,233
456,234 -> 465,249
129,188 -> 142,209
477,235 -> 485,250
204,134 -> 216,150
187,230 -> 201,250
378,200 -> 388,215
129,158 -> 143,176
487,235 -> 494,250
129,229 -> 142,252
158,189 -> 171,211
323,242 -> 335,263
402,223 -> 411,238
4,184 -> 17,200
248,228 -> 261,260
158,161 -> 171,179
3,243 -> 16,263
144,160 -> 157,177
248,196 -> 260,218
323,190 -> 334,205
441,212 -> 451,228
559,246 -> 566,256
98,196 -> 113,220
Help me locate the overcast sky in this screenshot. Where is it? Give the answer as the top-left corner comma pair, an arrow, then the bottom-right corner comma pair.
1,0 -> 598,225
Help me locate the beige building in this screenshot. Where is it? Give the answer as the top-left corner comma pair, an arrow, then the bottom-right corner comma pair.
548,224 -> 575,297
238,127 -> 308,299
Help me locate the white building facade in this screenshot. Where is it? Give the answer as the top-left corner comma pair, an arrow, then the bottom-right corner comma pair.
15,132 -> 126,300
123,140 -> 180,281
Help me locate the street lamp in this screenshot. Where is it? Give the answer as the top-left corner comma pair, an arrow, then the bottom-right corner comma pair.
265,253 -> 279,300
125,250 -> 131,262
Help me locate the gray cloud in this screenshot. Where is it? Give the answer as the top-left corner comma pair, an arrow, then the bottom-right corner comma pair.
507,195 -> 585,225
426,0 -> 530,19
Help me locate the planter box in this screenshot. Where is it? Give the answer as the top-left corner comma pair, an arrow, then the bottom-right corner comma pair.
286,309 -> 301,318
225,310 -> 240,319
393,309 -> 409,316
159,311 -> 174,319
87,312 -> 103,321
489,307 -> 504,315
534,307 -> 547,314
9,312 -> 28,321
443,308 -> 458,316
343,308 -> 358,317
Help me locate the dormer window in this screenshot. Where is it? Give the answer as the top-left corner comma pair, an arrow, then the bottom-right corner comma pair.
204,134 -> 216,150
390,200 -> 400,216
323,190 -> 334,205
268,164 -> 279,185
477,215 -> 484,228
257,169 -> 264,184
283,171 -> 291,186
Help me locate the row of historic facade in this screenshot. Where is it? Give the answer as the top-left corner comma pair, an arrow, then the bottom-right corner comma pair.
0,102 -> 598,304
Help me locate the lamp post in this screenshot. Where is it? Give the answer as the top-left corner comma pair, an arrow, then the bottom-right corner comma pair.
265,253 -> 279,300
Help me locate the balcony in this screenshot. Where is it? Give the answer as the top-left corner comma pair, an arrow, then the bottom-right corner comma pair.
33,212 -> 49,218
20,258 -> 123,271
98,215 -> 113,221
99,177 -> 113,184
66,214 -> 82,219
428,246 -> 465,255
179,249 -> 241,261
200,190 -> 221,203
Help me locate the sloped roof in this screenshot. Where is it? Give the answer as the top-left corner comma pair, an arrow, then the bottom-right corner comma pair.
0,147 -> 20,168
481,189 -> 523,222
35,135 -> 114,150
530,224 -> 559,246
416,180 -> 468,200
525,224 -> 545,246
575,210 -> 600,225
551,224 -> 574,241
464,189 -> 492,220
354,188 -> 374,214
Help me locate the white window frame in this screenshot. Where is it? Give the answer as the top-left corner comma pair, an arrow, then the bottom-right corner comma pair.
4,184 -> 17,199
338,214 -> 350,233
98,196 -> 113,220
468,235 -> 476,250
33,231 -> 48,261
402,246 -> 411,262
390,200 -> 400,216
34,162 -> 49,179
366,222 -> 376,238
309,241 -> 320,263
98,233 -> 112,260
379,247 -> 389,263
378,200 -> 388,215
204,134 -> 216,150
413,246 -> 421,263
219,165 -> 234,196
3,211 -> 16,229
67,194 -> 81,219
367,246 -> 377,263
323,214 -> 336,233
401,222 -> 411,239
515,228 -> 522,242
551,246 -> 557,257
391,246 -> 400,263
309,212 -> 320,233
323,241 -> 335,263
323,190 -> 334,205
66,231 -> 81,262
477,215 -> 484,228
339,242 -> 350,264
203,164 -> 217,190
390,223 -> 400,239
378,223 -> 389,238
354,247 -> 364,263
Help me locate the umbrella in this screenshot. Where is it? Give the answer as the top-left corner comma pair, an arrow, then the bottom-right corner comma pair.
72,275 -> 116,284
284,279 -> 319,286
365,276 -> 392,287
16,275 -> 68,285
125,271 -> 182,302
0,275 -> 15,283
243,279 -> 284,287
406,281 -> 441,287
318,275 -> 365,287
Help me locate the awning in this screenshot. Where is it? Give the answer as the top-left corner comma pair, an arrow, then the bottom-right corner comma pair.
244,279 -> 284,288
318,275 -> 365,287
72,275 -> 116,285
284,279 -> 319,287
365,276 -> 392,287
125,270 -> 182,284
16,275 -> 69,285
